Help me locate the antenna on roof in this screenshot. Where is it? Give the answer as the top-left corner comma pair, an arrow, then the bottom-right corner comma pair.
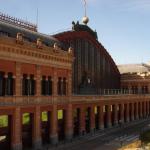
36,8 -> 39,30
82,0 -> 89,25
83,0 -> 87,17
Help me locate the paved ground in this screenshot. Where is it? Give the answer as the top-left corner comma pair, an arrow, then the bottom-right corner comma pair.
42,118 -> 150,150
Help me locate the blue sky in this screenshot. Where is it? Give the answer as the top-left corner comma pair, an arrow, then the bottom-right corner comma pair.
0,0 -> 150,65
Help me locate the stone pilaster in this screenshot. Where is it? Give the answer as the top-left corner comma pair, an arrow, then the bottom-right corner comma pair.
90,106 -> 95,133
143,101 -> 146,117
65,104 -> 73,141
79,107 -> 85,135
99,105 -> 104,129
33,106 -> 42,149
138,84 -> 142,94
68,71 -> 72,96
147,101 -> 150,116
120,104 -> 124,123
131,103 -> 134,121
148,84 -> 150,94
135,103 -> 139,120
107,105 -> 111,128
15,62 -> 21,96
126,103 -> 129,122
114,104 -> 118,125
128,85 -> 132,94
140,102 -> 143,118
53,70 -> 58,96
12,107 -> 22,150
36,65 -> 41,96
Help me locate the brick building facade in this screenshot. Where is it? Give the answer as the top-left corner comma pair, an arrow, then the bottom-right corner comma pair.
0,13 -> 150,150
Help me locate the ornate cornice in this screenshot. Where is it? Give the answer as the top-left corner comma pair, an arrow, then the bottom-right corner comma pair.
0,36 -> 73,69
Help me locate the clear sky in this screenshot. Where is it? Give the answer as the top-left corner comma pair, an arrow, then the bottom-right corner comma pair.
0,0 -> 150,65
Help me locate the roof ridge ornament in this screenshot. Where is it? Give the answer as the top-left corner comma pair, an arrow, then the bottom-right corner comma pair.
83,0 -> 87,17
82,0 -> 89,25
0,12 -> 37,32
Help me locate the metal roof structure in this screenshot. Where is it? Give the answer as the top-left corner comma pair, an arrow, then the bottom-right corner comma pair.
118,63 -> 150,74
0,12 -> 62,47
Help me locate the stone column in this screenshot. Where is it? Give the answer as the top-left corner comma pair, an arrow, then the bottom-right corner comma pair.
131,103 -> 134,121
114,104 -> 118,126
126,103 -> 129,122
15,62 -> 21,96
128,85 -> 132,94
33,106 -> 42,149
143,101 -> 146,117
12,107 -> 22,150
36,65 -> 41,96
147,101 -> 150,116
99,105 -> 104,129
68,70 -> 72,96
120,104 -> 124,123
53,70 -> 58,96
90,106 -> 95,133
148,84 -> 150,94
79,107 -> 85,135
138,84 -> 142,94
65,104 -> 73,141
135,103 -> 139,120
140,102 -> 143,118
50,105 -> 58,144
60,78 -> 63,95
107,105 -> 111,127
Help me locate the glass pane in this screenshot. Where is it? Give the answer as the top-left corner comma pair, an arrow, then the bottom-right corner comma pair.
23,113 -> 30,125
0,115 -> 8,127
42,111 -> 48,122
58,110 -> 63,120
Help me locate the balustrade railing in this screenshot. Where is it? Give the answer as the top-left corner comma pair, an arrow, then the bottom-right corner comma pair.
0,93 -> 149,106
0,12 -> 37,31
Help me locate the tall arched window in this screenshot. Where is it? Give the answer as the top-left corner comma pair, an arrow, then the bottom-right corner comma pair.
41,76 -> 46,95
22,74 -> 28,95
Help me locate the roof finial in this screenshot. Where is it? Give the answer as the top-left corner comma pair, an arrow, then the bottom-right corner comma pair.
82,0 -> 89,25
36,8 -> 39,30
83,0 -> 87,17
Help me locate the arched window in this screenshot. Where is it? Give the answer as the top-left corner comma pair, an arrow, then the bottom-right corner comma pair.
22,74 -> 28,96
41,76 -> 46,95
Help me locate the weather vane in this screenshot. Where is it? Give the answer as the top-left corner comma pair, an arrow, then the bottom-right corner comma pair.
82,0 -> 89,25
83,0 -> 87,17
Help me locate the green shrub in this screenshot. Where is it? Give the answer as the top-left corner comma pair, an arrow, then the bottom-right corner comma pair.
140,130 -> 150,144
